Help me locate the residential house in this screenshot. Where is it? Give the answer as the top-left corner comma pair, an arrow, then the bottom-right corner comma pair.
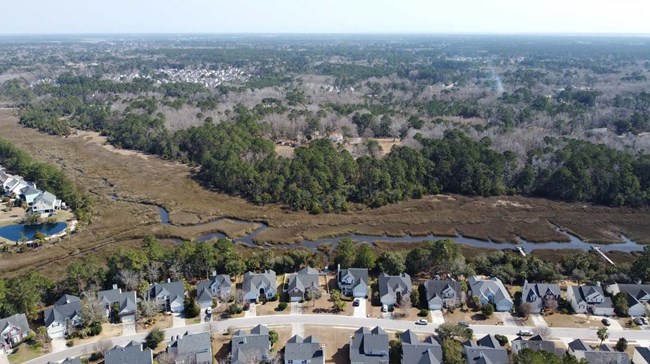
286,267 -> 321,302
511,335 -> 561,356
230,324 -> 271,364
0,313 -> 32,355
48,359 -> 82,364
521,281 -> 561,313
633,346 -> 650,364
567,339 -> 630,364
284,335 -> 325,364
567,285 -> 614,316
242,270 -> 277,303
149,280 -> 185,313
167,331 -> 212,364
19,184 -> 41,205
349,326 -> 389,364
104,341 -> 153,364
467,276 -> 513,312
29,191 -> 61,214
378,272 -> 412,308
425,279 -> 462,311
400,330 -> 442,364
44,294 -> 83,338
98,285 -> 137,323
2,176 -> 28,196
463,335 -> 509,364
606,283 -> 650,317
338,266 -> 369,298
196,274 -> 232,309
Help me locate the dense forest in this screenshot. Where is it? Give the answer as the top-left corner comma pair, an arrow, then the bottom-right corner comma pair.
2,36 -> 650,212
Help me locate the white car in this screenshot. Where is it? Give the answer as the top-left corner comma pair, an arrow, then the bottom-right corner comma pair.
518,330 -> 533,336
415,319 -> 428,325
381,305 -> 388,312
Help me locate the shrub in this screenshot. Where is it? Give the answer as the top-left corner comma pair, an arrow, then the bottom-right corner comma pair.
88,322 -> 102,336
277,302 -> 288,311
89,352 -> 103,361
66,339 -> 74,347
184,296 -> 201,318
495,334 -> 508,346
269,293 -> 279,302
481,303 -> 495,318
144,328 -> 164,350
227,304 -> 243,316
418,309 -> 429,317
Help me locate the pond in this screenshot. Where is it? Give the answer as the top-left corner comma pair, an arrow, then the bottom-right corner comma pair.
0,222 -> 68,242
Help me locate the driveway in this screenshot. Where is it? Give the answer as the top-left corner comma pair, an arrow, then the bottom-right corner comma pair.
496,312 -> 519,327
122,321 -> 136,336
590,315 -> 623,331
0,354 -> 9,364
172,313 -> 186,328
430,311 -> 445,325
530,314 -> 548,327
244,303 -> 257,318
353,298 -> 367,318
51,338 -> 67,353
290,302 -> 303,314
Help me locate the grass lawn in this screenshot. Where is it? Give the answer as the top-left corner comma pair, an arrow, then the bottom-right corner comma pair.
304,326 -> 355,364
136,313 -> 172,333
444,308 -> 505,326
544,313 -> 599,328
7,342 -> 50,364
74,323 -> 123,347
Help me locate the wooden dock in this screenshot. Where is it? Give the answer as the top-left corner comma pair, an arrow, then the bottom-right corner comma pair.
516,246 -> 526,256
591,246 -> 616,265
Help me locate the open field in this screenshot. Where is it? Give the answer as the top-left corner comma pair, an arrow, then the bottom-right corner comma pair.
1,109 -> 650,278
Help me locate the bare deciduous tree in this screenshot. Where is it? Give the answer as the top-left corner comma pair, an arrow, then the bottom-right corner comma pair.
532,326 -> 552,339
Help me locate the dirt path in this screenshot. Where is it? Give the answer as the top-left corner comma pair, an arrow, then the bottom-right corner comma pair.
1,109 -> 649,278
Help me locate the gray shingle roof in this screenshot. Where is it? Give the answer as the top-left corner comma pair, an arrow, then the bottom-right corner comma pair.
44,295 -> 82,327
568,339 -> 591,352
511,336 -> 559,355
576,351 -> 631,364
149,281 -> 185,304
285,335 -> 324,364
168,331 -> 212,364
98,288 -> 137,316
288,267 -> 320,296
400,330 -> 442,364
242,270 -> 276,297
231,324 -> 270,364
104,341 -> 153,364
465,335 -> 509,364
48,358 -> 82,364
338,268 -> 369,289
0,313 -> 31,337
378,273 -> 412,303
468,276 -> 513,306
635,347 -> 650,363
425,279 -> 461,302
350,326 -> 389,364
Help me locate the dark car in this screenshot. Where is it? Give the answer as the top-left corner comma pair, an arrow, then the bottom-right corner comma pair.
602,318 -> 611,326
353,299 -> 360,307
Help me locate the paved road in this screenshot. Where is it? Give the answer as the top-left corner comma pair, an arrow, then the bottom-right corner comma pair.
26,314 -> 650,364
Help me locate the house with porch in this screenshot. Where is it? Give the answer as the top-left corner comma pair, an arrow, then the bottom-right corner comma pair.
0,313 -> 32,355
468,276 -> 513,312
337,266 -> 369,298
44,294 -> 83,339
378,272 -> 412,308
98,285 -> 137,323
425,279 -> 462,311
149,280 -> 185,313
521,280 -> 561,313
286,267 -> 320,302
196,274 -> 232,309
606,283 -> 650,317
567,285 -> 614,316
242,270 -> 277,303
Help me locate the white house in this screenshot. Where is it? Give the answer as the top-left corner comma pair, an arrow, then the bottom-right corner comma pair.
29,191 -> 61,214
606,283 -> 650,317
634,347 -> 650,364
566,285 -> 614,316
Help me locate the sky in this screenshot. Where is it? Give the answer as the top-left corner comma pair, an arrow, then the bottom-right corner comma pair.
1,0 -> 649,35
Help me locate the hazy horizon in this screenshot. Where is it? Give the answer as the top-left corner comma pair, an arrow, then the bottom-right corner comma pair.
1,0 -> 649,35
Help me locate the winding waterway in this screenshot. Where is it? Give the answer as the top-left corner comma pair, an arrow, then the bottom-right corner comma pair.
157,207 -> 646,253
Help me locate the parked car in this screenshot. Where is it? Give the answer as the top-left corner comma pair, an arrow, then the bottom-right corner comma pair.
518,330 -> 533,336
458,321 -> 469,327
415,319 -> 428,325
353,299 -> 360,307
601,318 -> 611,326
381,305 -> 388,312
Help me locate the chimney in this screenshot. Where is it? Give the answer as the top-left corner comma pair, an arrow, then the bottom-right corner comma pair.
113,284 -> 118,290
167,278 -> 171,283
212,270 -> 217,277
337,264 -> 341,272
